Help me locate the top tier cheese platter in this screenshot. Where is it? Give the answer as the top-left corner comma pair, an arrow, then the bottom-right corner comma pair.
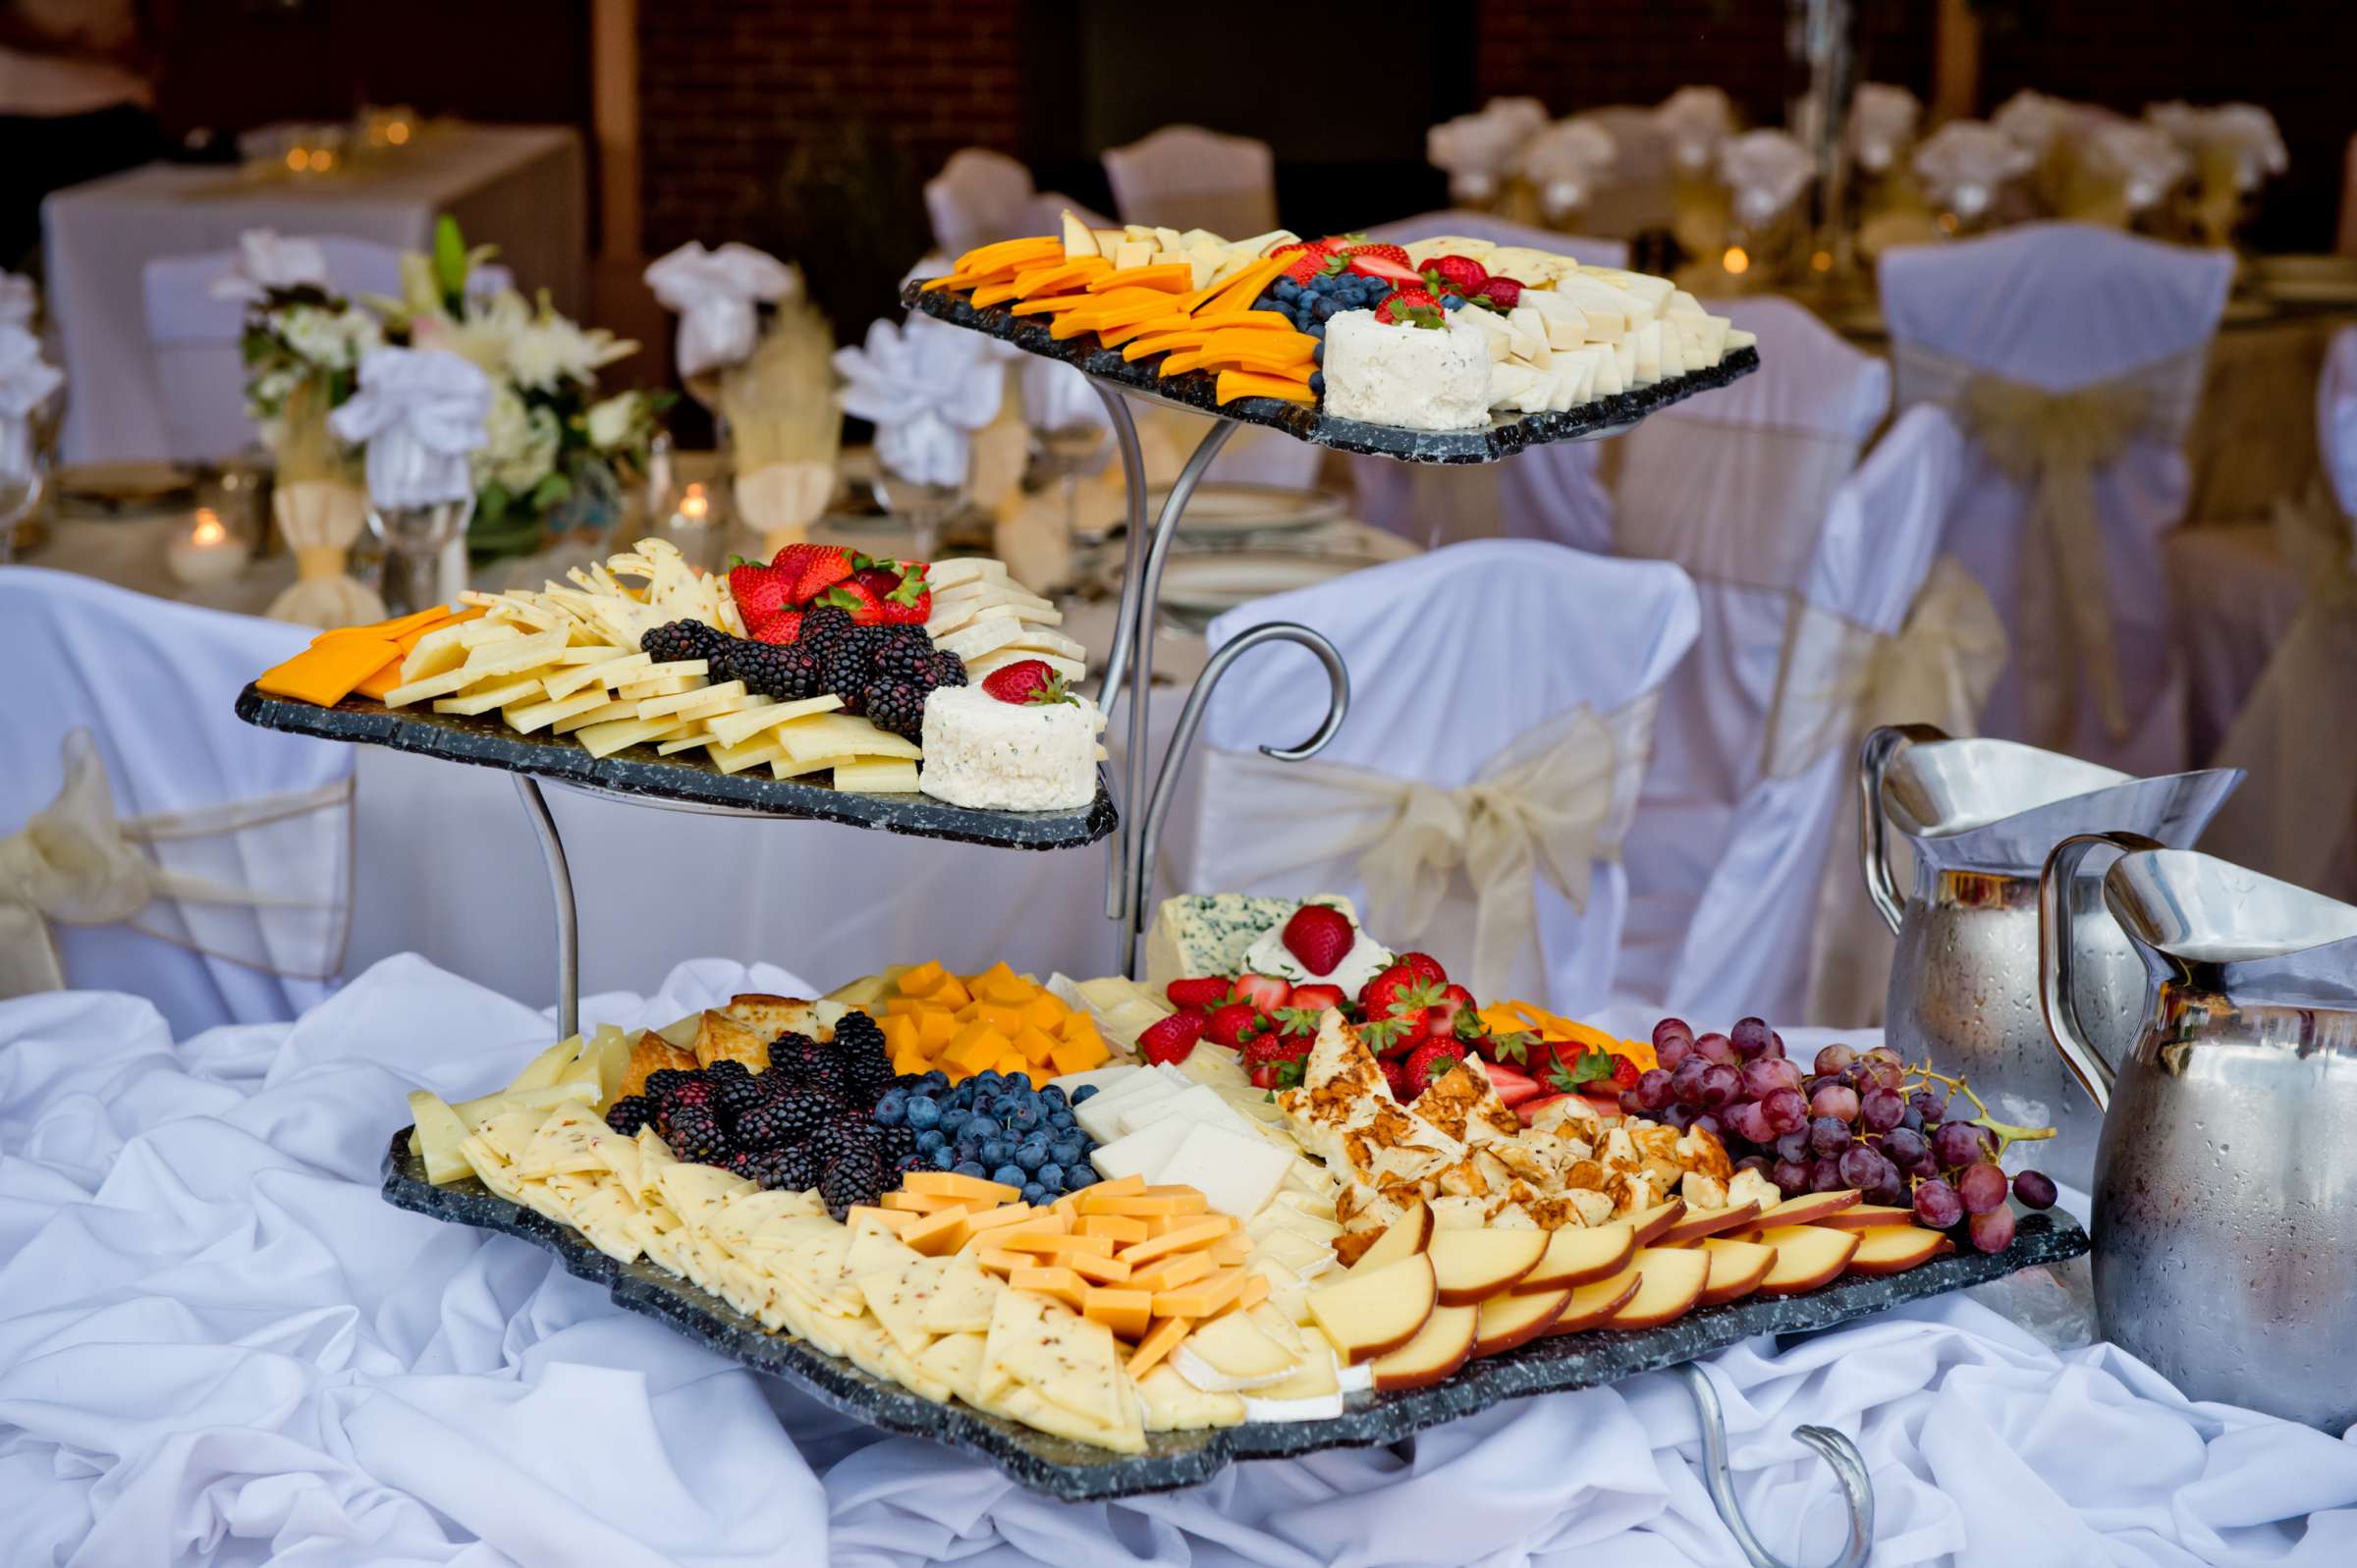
903,215 -> 1759,463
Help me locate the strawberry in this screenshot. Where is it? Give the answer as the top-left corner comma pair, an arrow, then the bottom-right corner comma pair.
771,543 -> 856,604
980,659 -> 1078,707
728,557 -> 792,624
1380,1055 -> 1415,1101
749,610 -> 802,645
1402,1037 -> 1464,1096
819,578 -> 887,624
1394,951 -> 1448,986
1273,238 -> 1341,285
1249,1055 -> 1308,1092
1474,276 -> 1522,310
1477,1058 -> 1542,1108
1610,1053 -> 1641,1090
1280,904 -> 1354,977
1287,982 -> 1345,1014
1233,973 -> 1291,1016
1242,1030 -> 1310,1073
1270,1004 -> 1325,1040
1205,1001 -> 1267,1049
1374,288 -> 1445,329
1138,1011 -> 1204,1065
1165,976 -> 1232,1010
1358,965 -> 1446,1056
1514,1091 -> 1572,1128
851,558 -> 933,626
1343,242 -> 1412,269
1480,1028 -> 1536,1065
1425,982 -> 1476,1039
1421,254 -> 1489,296
1349,253 -> 1425,289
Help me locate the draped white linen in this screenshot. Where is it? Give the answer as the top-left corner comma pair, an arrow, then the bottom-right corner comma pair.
1176,540 -> 1700,1013
0,567 -> 354,1035
1101,127 -> 1278,241
9,955 -> 2357,1566
1879,223 -> 2235,777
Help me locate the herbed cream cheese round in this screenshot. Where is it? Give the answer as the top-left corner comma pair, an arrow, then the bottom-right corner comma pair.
918,685 -> 1104,812
1321,308 -> 1493,432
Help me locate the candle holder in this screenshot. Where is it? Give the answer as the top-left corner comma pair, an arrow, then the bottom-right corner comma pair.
641,476 -> 728,571
367,497 -> 471,615
166,506 -> 253,587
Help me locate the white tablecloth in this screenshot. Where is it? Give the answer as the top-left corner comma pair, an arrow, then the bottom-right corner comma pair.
42,124 -> 586,464
7,956 -> 2355,1567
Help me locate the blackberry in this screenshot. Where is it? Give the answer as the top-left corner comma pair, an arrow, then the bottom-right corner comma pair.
711,1073 -> 763,1121
861,678 -> 930,741
832,1010 -> 886,1057
604,1095 -> 653,1136
643,1067 -> 697,1104
844,1052 -> 896,1107
666,1077 -> 714,1110
705,1059 -> 750,1083
810,1110 -> 880,1168
917,650 -> 968,690
726,1150 -> 760,1179
796,605 -> 857,652
802,1051 -> 855,1102
726,638 -> 828,702
818,1148 -> 887,1217
659,1105 -> 730,1163
745,1149 -> 811,1191
868,630 -> 936,683
733,1100 -> 797,1150
884,1122 -> 919,1160
769,1086 -> 840,1143
819,645 -> 874,712
771,1142 -> 819,1191
641,620 -> 727,665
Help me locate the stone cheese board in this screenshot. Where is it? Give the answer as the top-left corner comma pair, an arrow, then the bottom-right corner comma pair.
901,279 -> 1759,464
382,1128 -> 2090,1500
235,683 -> 1117,850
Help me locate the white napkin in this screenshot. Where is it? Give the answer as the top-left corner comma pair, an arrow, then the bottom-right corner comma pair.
0,271 -> 35,328
1017,356 -> 1107,437
643,242 -> 800,379
328,347 -> 493,508
1848,83 -> 1921,174
1718,129 -> 1813,225
2086,120 -> 2192,212
1518,118 -> 1618,219
0,322 -> 60,475
2148,101 -> 2288,190
1427,96 -> 1550,203
1992,89 -> 2092,154
207,228 -> 330,302
1912,121 -> 2035,219
1655,84 -> 1736,173
834,316 -> 1004,490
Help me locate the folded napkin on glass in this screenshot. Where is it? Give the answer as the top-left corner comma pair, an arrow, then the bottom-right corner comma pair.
1913,121 -> 2035,220
1847,83 -> 1921,175
1991,89 -> 2096,157
2082,121 -> 2191,215
1655,84 -> 1735,174
1517,119 -> 1618,221
1718,129 -> 1813,225
1427,97 -> 1549,204
2148,100 -> 2287,189
835,316 -> 1006,490
0,272 -> 35,329
328,347 -> 493,508
0,323 -> 61,474
1018,357 -> 1107,441
209,229 -> 330,303
644,242 -> 799,380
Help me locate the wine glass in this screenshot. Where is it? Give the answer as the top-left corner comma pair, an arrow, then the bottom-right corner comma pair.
1029,421 -> 1111,545
870,449 -> 965,564
367,497 -> 472,615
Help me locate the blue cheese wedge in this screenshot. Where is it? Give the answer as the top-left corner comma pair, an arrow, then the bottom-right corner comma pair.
1142,892 -> 1360,987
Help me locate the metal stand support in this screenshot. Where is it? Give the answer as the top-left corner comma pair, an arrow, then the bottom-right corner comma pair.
1670,1363 -> 1874,1568
512,774 -> 578,1040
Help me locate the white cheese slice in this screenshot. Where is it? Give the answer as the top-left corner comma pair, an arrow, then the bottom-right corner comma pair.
1157,1122 -> 1291,1219
1631,321 -> 1664,384
1073,1077 -> 1170,1142
1088,1111 -> 1198,1184
925,558 -> 1011,591
1247,1224 -> 1338,1280
1116,1083 -> 1239,1138
1170,1313 -> 1299,1391
1334,1359 -> 1374,1394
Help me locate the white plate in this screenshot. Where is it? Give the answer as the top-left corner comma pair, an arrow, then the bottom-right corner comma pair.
1154,549 -> 1382,617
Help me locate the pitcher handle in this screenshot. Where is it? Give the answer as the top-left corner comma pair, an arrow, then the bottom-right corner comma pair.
1856,724 -> 1947,936
2038,831 -> 2161,1114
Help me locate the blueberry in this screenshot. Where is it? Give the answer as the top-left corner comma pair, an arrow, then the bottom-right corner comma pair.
1039,1086 -> 1067,1108
1065,1164 -> 1097,1189
937,1107 -> 965,1131
1309,371 -> 1326,395
1443,294 -> 1464,310
955,1140 -> 980,1163
980,1139 -> 1010,1165
1306,322 -> 1325,340
922,1070 -> 949,1092
954,1160 -> 986,1178
1008,1102 -> 1041,1133
872,1092 -> 906,1126
931,1146 -> 958,1168
992,1163 -> 1026,1188
1071,1084 -> 1098,1103
964,1115 -> 1000,1142
1274,278 -> 1299,300
1004,1072 -> 1031,1093
1049,1139 -> 1082,1167
1013,1143 -> 1045,1172
1036,1162 -> 1065,1189
1021,1183 -> 1048,1206
903,1097 -> 939,1131
1312,343 -> 1324,364
1311,297 -> 1337,322
915,1128 -> 947,1153
1048,1112 -> 1075,1135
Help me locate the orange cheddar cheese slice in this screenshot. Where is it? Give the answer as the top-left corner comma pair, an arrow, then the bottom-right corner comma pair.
1218,369 -> 1319,406
353,656 -> 409,701
1067,1250 -> 1134,1285
969,278 -> 1032,307
1087,262 -> 1192,294
952,235 -> 1062,274
1082,1287 -> 1154,1340
904,1170 -> 1021,1205
972,1247 -> 1026,1275
1077,1214 -> 1148,1245
1178,309 -> 1296,333
899,1206 -> 972,1256
1049,294 -> 1180,340
999,1231 -> 1116,1260
1206,1232 -> 1253,1267
844,1204 -> 919,1233
1124,1250 -> 1213,1294
1141,1186 -> 1213,1211
1198,329 -> 1316,360
1125,1315 -> 1194,1378
1230,1272 -> 1271,1314
256,636 -> 402,708
1151,1265 -> 1247,1320
945,1203 -> 1034,1252
316,605 -> 453,643
1075,1174 -> 1147,1206
1121,1217 -> 1233,1267
1202,255 -> 1291,316
1122,329 -> 1208,361
1009,258 -> 1111,299
1009,1265 -> 1089,1312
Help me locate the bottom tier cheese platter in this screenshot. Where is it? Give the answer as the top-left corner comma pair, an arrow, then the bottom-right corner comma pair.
380,895 -> 2089,1499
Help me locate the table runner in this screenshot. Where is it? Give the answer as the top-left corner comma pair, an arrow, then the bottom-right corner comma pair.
6,955 -> 2355,1565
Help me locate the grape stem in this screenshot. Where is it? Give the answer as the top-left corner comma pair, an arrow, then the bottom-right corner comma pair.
1905,1062 -> 2056,1153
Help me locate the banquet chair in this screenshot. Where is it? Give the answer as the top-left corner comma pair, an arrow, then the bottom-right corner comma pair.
0,568 -> 356,1036
1879,222 -> 2234,777
923,149 -> 1038,259
140,237 -> 405,463
1363,210 -> 1630,270
1572,106 -> 1676,240
1170,539 -> 1701,1013
2191,327 -> 2357,902
1605,295 -> 1894,1022
1102,126 -> 1278,240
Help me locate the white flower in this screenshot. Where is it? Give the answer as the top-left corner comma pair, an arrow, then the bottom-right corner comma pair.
2086,121 -> 2191,212
2148,101 -> 2287,190
502,298 -> 633,393
474,383 -> 558,494
277,304 -> 379,371
585,392 -> 638,450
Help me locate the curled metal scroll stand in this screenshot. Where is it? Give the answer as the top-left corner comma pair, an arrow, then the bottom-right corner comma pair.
1669,1363 -> 1875,1568
512,774 -> 578,1040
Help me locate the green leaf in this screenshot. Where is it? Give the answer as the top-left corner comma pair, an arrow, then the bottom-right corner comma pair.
528,471 -> 573,511
1545,1046 -> 1616,1095
1487,1029 -> 1533,1064
476,481 -> 513,524
1273,1057 -> 1306,1091
432,216 -> 468,303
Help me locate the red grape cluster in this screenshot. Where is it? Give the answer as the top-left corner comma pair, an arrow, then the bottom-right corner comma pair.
1627,1017 -> 2057,1254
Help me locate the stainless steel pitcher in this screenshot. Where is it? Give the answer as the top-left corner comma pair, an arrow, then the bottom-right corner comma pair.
2042,836 -> 2357,1431
1859,725 -> 2241,1192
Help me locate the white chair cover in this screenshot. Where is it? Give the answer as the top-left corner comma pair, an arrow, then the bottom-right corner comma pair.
1175,540 -> 1699,1011
0,568 -> 356,1035
921,149 -> 1035,260
1362,210 -> 1632,270
1102,126 -> 1277,239
1879,223 -> 2233,775
1610,296 -> 1893,1018
139,237 -> 405,464
2200,327 -> 2357,900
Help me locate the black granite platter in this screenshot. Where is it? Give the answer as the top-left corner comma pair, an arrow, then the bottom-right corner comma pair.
902,279 -> 1759,464
237,684 -> 1116,850
384,1128 -> 2088,1500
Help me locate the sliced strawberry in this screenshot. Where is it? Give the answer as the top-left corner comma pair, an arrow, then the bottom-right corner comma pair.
1204,1001 -> 1266,1050
1421,254 -> 1489,295
1287,982 -> 1345,1013
1164,976 -> 1232,1010
819,579 -> 887,624
1477,1058 -> 1542,1108
1138,1011 -> 1204,1065
1349,253 -> 1424,289
1424,982 -> 1476,1038
749,610 -> 802,645
1342,242 -> 1412,268
1514,1091 -> 1574,1127
1232,972 -> 1291,1016
1280,904 -> 1354,977
728,557 -> 791,624
1474,276 -> 1522,310
771,543 -> 856,604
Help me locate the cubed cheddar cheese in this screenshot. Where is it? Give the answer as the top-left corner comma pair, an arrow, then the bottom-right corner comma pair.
883,997 -> 934,1017
942,1021 -> 1010,1076
1048,1032 -> 1110,1077
1083,1287 -> 1154,1340
896,959 -> 948,997
993,1053 -> 1030,1078
1125,1315 -> 1194,1378
892,1043 -> 932,1078
1067,1251 -> 1133,1285
904,1170 -> 1022,1205
931,974 -> 973,1010
916,1009 -> 960,1052
1012,1027 -> 1062,1067
968,1001 -> 1029,1037
879,1014 -> 919,1056
1125,1251 -> 1214,1294
1020,994 -> 1069,1031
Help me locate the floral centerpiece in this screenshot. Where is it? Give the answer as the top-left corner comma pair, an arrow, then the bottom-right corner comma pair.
382,219 -> 666,561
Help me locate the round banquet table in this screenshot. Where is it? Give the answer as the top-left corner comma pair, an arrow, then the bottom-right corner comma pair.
7,956 -> 2356,1567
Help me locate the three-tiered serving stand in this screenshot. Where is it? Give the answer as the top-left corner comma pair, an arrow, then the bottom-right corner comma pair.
242,277 -> 2088,1558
